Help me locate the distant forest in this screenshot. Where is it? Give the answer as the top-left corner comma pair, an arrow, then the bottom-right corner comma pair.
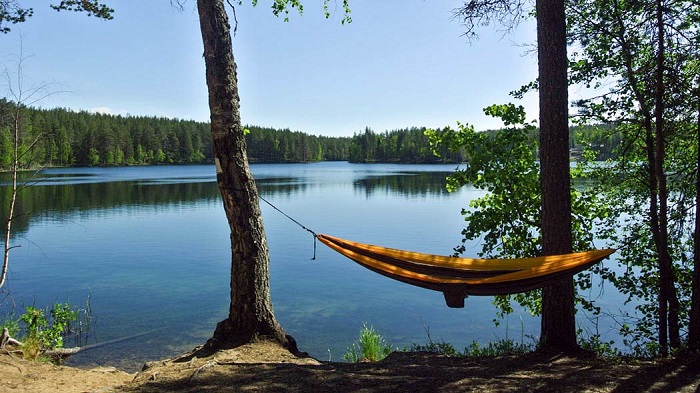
346,125 -> 619,163
348,127 -> 467,164
0,99 -> 618,169
0,99 -> 350,168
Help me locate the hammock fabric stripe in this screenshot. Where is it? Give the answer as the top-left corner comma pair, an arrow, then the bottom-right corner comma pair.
316,234 -> 615,308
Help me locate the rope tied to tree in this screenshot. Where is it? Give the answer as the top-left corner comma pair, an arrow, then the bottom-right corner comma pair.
258,195 -> 318,260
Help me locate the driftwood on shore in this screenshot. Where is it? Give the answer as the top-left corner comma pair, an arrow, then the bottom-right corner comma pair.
45,346 -> 82,361
1,327 -> 22,349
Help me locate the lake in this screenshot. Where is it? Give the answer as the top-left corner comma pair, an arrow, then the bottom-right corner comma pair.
0,162 -> 623,371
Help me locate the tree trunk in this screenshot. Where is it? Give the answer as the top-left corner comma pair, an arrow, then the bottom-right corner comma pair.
1,103 -> 21,289
196,0 -> 295,352
651,0 -> 679,354
537,0 -> 578,352
690,84 -> 700,349
645,116 -> 667,354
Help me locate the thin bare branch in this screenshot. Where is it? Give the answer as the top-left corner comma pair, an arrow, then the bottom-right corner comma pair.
452,0 -> 532,41
1,37 -> 65,289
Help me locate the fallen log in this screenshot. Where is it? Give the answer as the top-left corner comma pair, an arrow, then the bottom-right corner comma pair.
44,346 -> 82,362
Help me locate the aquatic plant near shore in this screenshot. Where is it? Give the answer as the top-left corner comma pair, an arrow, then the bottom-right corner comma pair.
1,301 -> 92,363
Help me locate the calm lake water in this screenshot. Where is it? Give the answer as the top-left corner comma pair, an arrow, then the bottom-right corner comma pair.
0,163 -> 623,371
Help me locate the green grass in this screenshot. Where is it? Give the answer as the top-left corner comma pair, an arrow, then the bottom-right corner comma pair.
408,337 -> 534,357
406,320 -> 535,358
343,323 -> 394,363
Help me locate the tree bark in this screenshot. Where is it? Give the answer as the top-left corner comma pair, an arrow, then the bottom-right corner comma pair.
1,98 -> 21,289
690,83 -> 700,349
652,0 -> 680,352
645,0 -> 680,354
196,0 -> 295,352
537,0 -> 578,351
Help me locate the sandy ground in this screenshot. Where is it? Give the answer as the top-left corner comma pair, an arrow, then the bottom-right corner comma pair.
0,353 -> 132,392
1,342 -> 699,392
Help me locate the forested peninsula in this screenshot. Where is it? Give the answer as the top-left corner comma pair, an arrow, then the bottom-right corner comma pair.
0,100 -> 618,169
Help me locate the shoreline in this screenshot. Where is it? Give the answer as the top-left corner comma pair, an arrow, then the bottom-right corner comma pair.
3,342 -> 699,392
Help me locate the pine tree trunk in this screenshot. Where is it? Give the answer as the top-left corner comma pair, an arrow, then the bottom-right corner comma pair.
690,85 -> 700,349
537,0 -> 578,352
653,0 -> 680,351
645,116 -> 668,354
196,0 -> 295,352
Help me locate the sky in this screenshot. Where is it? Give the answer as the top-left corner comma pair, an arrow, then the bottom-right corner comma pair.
0,1 -> 540,137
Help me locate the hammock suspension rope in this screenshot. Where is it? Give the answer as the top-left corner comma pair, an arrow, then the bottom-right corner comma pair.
259,195 -> 318,259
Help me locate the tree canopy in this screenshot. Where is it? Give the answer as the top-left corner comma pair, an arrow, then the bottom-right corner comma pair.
568,0 -> 700,354
0,1 -> 113,33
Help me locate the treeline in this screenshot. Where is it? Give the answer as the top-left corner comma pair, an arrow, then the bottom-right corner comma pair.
245,126 -> 350,162
568,123 -> 620,160
0,99 -> 622,169
348,127 -> 467,163
346,124 -> 620,163
0,99 -> 213,168
0,100 -> 350,169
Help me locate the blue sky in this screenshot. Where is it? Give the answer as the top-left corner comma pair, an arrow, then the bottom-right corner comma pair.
0,1 -> 539,137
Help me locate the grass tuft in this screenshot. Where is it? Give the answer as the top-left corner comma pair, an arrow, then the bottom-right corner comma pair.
343,323 -> 394,363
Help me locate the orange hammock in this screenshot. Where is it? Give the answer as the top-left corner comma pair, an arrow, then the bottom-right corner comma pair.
316,234 -> 615,308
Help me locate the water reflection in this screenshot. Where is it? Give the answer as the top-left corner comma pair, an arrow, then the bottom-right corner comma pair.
1,181 -> 221,236
353,171 -> 453,198
257,177 -> 311,198
2,165 -> 458,237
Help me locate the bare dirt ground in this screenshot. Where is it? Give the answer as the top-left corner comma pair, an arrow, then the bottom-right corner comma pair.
1,342 -> 699,392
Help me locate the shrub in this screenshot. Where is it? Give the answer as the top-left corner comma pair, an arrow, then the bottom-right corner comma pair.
16,303 -> 78,360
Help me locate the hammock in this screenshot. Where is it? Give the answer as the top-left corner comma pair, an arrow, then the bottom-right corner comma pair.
316,234 -> 615,308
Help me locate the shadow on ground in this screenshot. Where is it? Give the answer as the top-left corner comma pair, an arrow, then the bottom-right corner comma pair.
116,346 -> 700,393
